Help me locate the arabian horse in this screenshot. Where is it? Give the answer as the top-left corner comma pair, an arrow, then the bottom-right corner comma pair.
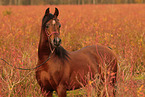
36,8 -> 117,97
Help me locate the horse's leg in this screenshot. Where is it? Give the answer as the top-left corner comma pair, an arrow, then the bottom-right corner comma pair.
108,60 -> 117,97
41,88 -> 53,97
46,91 -> 53,97
107,70 -> 117,97
40,85 -> 53,97
112,73 -> 117,97
112,63 -> 117,97
57,84 -> 66,97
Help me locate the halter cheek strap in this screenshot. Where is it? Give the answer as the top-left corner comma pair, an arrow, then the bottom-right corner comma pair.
45,30 -> 59,53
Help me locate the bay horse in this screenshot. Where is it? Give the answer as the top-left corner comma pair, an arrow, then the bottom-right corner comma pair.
36,8 -> 117,97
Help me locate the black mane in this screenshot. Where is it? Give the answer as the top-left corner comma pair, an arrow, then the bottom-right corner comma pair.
55,46 -> 70,61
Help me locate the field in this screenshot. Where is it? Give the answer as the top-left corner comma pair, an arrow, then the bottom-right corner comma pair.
0,4 -> 145,97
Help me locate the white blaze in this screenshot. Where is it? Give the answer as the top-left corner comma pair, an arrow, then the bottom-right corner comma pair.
52,20 -> 56,25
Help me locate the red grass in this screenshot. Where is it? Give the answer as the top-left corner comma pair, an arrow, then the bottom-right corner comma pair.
0,4 -> 145,97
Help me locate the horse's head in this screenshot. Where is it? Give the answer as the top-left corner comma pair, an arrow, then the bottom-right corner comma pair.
43,8 -> 61,48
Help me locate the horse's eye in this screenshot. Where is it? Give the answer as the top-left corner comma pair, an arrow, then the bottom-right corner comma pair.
46,24 -> 49,28
59,24 -> 61,28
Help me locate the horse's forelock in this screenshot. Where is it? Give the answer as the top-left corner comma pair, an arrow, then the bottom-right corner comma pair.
42,13 -> 54,29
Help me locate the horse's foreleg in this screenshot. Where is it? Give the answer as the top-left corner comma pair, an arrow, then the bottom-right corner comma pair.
57,84 -> 66,97
112,73 -> 117,97
40,87 -> 53,97
108,71 -> 117,97
46,91 -> 53,97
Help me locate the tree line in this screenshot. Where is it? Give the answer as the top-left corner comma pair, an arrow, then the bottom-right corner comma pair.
0,0 -> 145,5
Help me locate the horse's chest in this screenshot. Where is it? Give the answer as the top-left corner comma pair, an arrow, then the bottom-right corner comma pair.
47,64 -> 62,80
36,62 -> 64,89
49,62 -> 63,76
37,70 -> 62,90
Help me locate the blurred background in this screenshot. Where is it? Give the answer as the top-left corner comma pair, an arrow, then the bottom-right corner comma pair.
0,0 -> 145,5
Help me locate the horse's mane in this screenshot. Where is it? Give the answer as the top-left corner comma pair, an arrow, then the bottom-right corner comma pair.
55,46 -> 70,61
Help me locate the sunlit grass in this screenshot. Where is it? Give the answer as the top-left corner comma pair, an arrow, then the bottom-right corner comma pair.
0,4 -> 145,97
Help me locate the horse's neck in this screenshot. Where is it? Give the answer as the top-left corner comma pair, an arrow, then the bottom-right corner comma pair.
38,30 -> 51,60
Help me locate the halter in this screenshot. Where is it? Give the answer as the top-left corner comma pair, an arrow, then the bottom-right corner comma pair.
0,31 -> 60,71
45,29 -> 60,53
46,31 -> 59,37
0,32 -> 56,70
0,54 -> 52,70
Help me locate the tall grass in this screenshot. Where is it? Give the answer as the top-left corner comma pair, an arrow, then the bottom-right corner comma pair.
0,5 -> 145,97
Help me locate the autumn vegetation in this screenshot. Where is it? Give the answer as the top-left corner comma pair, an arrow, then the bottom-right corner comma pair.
0,4 -> 145,97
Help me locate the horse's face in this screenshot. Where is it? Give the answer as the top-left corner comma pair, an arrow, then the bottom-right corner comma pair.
45,18 -> 61,47
44,8 -> 61,48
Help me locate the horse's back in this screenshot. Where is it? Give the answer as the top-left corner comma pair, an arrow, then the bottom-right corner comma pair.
67,45 -> 117,89
70,45 -> 117,63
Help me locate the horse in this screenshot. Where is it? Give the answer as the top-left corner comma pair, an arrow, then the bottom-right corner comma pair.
36,8 -> 117,97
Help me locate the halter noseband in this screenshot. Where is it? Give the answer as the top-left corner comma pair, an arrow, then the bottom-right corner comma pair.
46,31 -> 59,38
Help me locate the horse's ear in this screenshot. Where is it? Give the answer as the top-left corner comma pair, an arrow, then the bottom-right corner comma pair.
45,8 -> 50,15
54,8 -> 59,17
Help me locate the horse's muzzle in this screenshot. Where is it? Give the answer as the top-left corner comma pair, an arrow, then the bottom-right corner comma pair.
53,37 -> 61,47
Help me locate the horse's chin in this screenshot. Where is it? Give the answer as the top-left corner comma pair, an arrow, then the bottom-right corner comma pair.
52,44 -> 61,48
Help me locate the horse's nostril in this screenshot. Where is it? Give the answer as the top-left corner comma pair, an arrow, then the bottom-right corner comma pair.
59,39 -> 61,44
53,37 -> 61,46
53,38 -> 56,43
